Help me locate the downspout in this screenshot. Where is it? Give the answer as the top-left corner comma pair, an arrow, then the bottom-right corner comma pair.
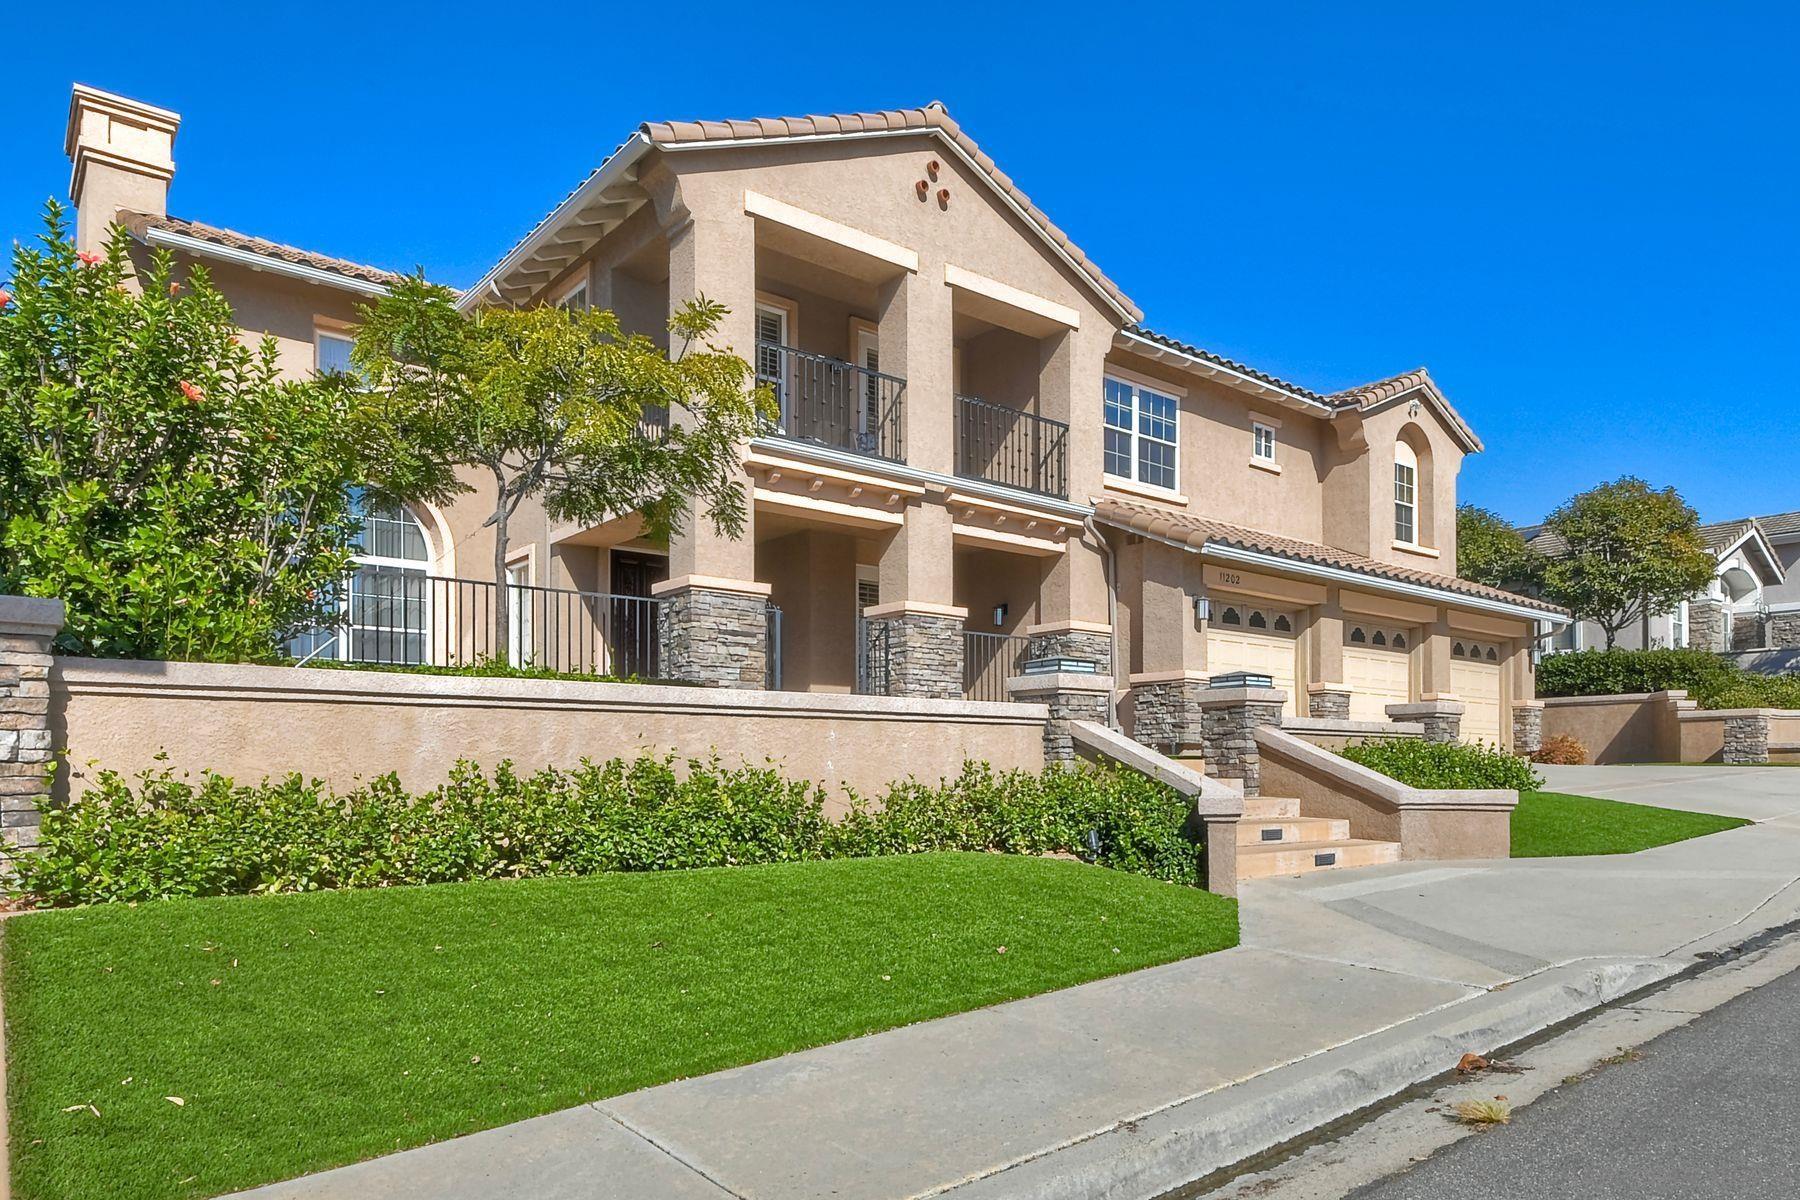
1085,514 -> 1119,728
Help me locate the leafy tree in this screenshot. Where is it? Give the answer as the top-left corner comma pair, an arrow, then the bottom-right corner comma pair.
1456,503 -> 1540,589
0,204 -> 381,660
351,277 -> 774,642
1538,477 -> 1717,649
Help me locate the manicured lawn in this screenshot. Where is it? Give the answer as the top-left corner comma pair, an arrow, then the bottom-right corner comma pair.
2,852 -> 1237,1200
1511,791 -> 1751,858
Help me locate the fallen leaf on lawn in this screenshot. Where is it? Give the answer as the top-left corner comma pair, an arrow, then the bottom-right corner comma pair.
165,1096 -> 185,1107
470,1056 -> 481,1065
120,1078 -> 132,1086
996,946 -> 1008,955
62,1104 -> 100,1118
210,979 -> 221,986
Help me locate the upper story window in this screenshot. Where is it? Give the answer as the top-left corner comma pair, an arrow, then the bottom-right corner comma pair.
316,329 -> 355,375
1103,376 -> 1178,491
555,278 -> 590,312
1669,602 -> 1688,649
1252,421 -> 1277,464
1394,440 -> 1418,544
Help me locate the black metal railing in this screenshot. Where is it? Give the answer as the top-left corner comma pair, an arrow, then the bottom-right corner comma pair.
759,341 -> 905,463
963,630 -> 1029,703
855,617 -> 891,696
955,394 -> 1069,499
292,574 -> 667,679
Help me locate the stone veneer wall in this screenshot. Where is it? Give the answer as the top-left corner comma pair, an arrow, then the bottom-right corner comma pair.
1130,679 -> 1208,752
1770,612 -> 1800,649
1307,687 -> 1352,720
1511,703 -> 1544,756
659,587 -> 767,688
871,612 -> 965,700
1196,689 -> 1287,796
1,597 -> 65,851
1025,628 -> 1112,671
1007,673 -> 1112,762
1723,714 -> 1770,765
1386,701 -> 1463,744
1687,598 -> 1726,653
1730,613 -> 1765,651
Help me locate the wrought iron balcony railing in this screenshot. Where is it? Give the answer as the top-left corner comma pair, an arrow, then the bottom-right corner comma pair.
955,394 -> 1069,499
758,341 -> 905,464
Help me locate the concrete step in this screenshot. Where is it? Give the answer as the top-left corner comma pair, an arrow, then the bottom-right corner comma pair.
1241,795 -> 1300,820
1237,838 -> 1402,881
1236,817 -> 1351,848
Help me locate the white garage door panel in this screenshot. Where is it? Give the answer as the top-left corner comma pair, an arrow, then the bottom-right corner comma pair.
1344,649 -> 1410,722
1207,627 -> 1299,716
1452,660 -> 1503,745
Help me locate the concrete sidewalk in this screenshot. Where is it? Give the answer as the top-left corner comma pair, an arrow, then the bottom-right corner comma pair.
237,767 -> 1800,1200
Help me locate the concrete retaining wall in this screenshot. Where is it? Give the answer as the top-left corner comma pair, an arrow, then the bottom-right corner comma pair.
1541,690 -> 1800,764
49,658 -> 1048,813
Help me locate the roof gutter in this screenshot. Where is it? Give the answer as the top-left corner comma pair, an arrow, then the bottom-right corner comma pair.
138,227 -> 391,297
457,132 -> 655,312
1116,329 -> 1333,413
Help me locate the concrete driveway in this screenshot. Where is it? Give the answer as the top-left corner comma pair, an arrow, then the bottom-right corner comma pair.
1537,763 -> 1800,822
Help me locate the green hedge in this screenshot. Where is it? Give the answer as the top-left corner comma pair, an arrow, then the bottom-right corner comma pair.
1339,738 -> 1542,791
7,757 -> 1201,907
1536,648 -> 1800,710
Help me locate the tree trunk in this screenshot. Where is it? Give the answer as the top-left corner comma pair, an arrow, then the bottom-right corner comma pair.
492,499 -> 511,666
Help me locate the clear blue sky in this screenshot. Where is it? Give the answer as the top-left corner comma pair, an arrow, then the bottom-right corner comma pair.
6,1 -> 1794,526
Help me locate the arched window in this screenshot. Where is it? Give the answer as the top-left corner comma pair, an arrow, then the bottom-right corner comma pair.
1249,610 -> 1268,629
1273,614 -> 1293,632
1372,630 -> 1387,646
1350,627 -> 1367,643
1221,607 -> 1242,626
1453,641 -> 1466,657
291,494 -> 434,665
1394,439 -> 1418,544
1393,633 -> 1407,650
1485,646 -> 1499,661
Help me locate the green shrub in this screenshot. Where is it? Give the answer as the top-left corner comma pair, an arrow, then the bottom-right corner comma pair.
8,757 -> 1200,907
1701,673 -> 1800,710
1536,648 -> 1739,700
1339,738 -> 1543,791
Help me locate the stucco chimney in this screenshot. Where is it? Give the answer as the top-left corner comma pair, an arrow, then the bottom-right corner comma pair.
64,84 -> 181,254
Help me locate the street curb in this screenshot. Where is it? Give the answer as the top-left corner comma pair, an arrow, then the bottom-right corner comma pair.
943,957 -> 1678,1199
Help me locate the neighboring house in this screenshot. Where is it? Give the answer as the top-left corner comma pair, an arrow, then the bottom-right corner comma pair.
58,85 -> 1566,748
1523,516 -> 1787,653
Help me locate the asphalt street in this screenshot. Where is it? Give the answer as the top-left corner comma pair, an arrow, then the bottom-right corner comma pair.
1346,958 -> 1800,1200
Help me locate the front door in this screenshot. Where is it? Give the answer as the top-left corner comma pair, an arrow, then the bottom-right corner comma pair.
610,552 -> 668,678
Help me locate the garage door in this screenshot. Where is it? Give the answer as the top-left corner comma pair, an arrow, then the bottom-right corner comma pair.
1343,623 -> 1412,722
1207,603 -> 1300,716
1450,639 -> 1504,745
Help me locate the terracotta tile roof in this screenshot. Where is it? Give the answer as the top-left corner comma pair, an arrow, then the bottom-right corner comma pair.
122,212 -> 405,288
639,102 -> 1140,322
1328,368 -> 1434,408
1755,509 -> 1800,539
1120,325 -> 1331,404
1698,518 -> 1756,552
1097,496 -> 1567,616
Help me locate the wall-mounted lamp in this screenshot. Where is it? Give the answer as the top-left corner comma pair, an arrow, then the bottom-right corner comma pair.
1192,595 -> 1211,623
992,603 -> 1008,628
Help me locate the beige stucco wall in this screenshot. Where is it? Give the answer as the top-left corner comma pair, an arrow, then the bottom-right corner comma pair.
49,660 -> 1047,815
1323,402 -> 1465,571
1540,693 -> 1680,764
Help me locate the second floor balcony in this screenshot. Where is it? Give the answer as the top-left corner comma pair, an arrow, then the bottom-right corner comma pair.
756,340 -> 1071,501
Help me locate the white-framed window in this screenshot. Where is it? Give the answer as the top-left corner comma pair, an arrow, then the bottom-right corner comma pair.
290,493 -> 433,664
1252,421 -> 1277,464
755,301 -> 793,415
1394,440 -> 1418,544
1669,602 -> 1688,649
316,328 -> 356,375
1550,622 -> 1582,653
506,558 -> 534,667
1103,375 -> 1178,491
555,277 -> 589,312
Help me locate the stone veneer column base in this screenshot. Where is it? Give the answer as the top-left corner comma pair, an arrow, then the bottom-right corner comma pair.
1007,672 -> 1113,763
1769,612 -> 1800,650
1687,598 -> 1726,653
654,578 -> 769,689
865,604 -> 966,700
1511,701 -> 1544,757
1128,674 -> 1210,754
1387,699 -> 1465,744
1024,622 -> 1113,672
1306,684 -> 1353,720
1724,714 -> 1771,764
1193,687 -> 1288,796
1,596 -> 66,852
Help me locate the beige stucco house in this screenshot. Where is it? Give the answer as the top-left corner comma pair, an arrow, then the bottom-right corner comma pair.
58,84 -> 1567,751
